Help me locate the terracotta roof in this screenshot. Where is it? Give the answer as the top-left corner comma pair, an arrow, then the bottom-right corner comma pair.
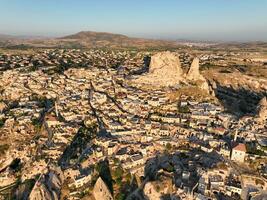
214,127 -> 225,132
233,143 -> 246,152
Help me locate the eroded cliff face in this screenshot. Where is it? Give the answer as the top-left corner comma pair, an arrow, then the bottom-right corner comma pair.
134,51 -> 184,87
257,97 -> 267,123
29,167 -> 64,200
186,57 -> 214,94
186,57 -> 205,81
204,69 -> 267,116
205,70 -> 267,93
149,51 -> 183,77
93,177 -> 114,200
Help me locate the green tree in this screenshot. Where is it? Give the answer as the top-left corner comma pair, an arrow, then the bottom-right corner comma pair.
116,193 -> 125,200
166,143 -> 172,151
0,118 -> 6,128
125,173 -> 132,183
96,160 -> 113,194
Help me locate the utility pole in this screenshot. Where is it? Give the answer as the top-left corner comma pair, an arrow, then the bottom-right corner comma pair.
55,97 -> 59,118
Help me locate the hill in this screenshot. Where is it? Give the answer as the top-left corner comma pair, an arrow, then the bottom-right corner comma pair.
0,34 -> 17,40
58,31 -> 179,49
61,31 -> 129,41
0,31 -> 180,49
2,31 -> 267,50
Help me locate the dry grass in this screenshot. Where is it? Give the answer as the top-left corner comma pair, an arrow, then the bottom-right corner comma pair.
245,65 -> 267,78
202,62 -> 267,80
167,86 -> 216,102
0,48 -> 36,55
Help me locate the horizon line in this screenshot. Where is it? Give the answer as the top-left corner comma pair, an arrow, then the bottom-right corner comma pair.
1,30 -> 267,44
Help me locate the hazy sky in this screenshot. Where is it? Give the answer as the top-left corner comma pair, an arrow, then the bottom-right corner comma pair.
1,0 -> 267,41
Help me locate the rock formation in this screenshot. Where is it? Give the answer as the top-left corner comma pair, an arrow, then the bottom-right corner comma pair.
29,183 -> 52,200
186,57 -> 205,81
93,177 -> 113,200
143,182 -> 161,200
257,96 -> 267,122
29,167 -> 64,200
149,51 -> 183,77
185,57 -> 215,94
0,102 -> 6,113
134,51 -> 213,95
134,51 -> 184,87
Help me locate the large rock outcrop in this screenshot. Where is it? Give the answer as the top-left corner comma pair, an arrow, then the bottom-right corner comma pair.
185,57 -> 214,93
143,182 -> 161,200
186,57 -> 205,81
134,51 -> 184,87
134,52 -> 212,94
93,177 -> 113,200
29,183 -> 52,200
29,167 -> 64,200
257,97 -> 267,122
149,51 -> 183,77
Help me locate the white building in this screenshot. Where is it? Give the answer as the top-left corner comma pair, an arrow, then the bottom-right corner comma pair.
231,143 -> 246,163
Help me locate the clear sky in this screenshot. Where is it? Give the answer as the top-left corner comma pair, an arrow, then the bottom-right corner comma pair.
1,0 -> 267,41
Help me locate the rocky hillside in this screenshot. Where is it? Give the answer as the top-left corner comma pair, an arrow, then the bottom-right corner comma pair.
203,66 -> 267,116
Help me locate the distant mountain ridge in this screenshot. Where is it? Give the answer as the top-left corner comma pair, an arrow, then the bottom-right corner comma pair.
61,31 -> 129,40
0,31 -> 179,49
0,34 -> 48,40
0,34 -> 17,40
58,31 -> 179,49
1,31 -> 267,49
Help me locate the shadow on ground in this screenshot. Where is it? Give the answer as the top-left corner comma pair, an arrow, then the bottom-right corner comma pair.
214,82 -> 266,118
127,147 -> 223,200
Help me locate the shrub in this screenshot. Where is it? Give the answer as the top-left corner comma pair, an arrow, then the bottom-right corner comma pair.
0,118 -> 6,127
0,144 -> 9,155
